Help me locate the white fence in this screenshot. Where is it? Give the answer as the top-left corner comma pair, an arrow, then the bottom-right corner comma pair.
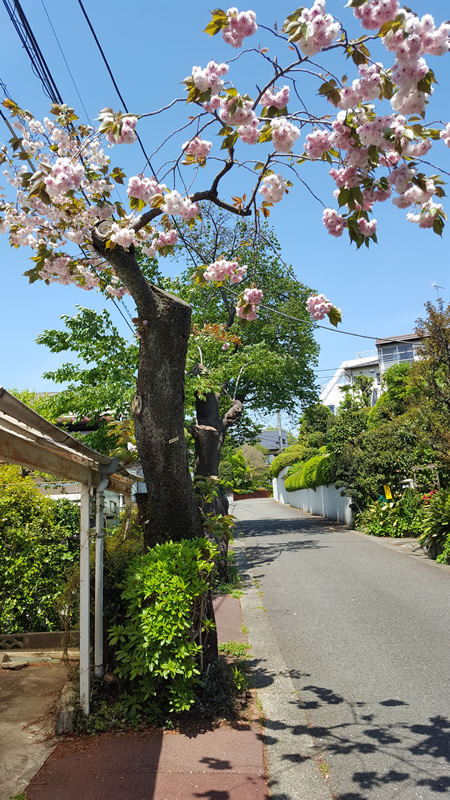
273,468 -> 353,526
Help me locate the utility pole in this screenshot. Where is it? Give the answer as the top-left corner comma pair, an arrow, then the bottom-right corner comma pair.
277,410 -> 284,452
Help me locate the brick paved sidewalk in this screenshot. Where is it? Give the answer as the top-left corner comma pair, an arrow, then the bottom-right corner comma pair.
26,596 -> 269,800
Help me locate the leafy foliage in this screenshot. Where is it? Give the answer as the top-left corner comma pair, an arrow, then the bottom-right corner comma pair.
108,538 -> 217,721
270,444 -> 317,478
0,466 -> 79,633
355,492 -> 426,538
36,306 -> 138,455
285,453 -> 331,492
420,488 -> 450,559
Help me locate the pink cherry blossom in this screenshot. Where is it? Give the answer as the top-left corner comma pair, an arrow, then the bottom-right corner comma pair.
110,224 -> 136,248
44,157 -> 84,196
358,217 -> 378,237
162,191 -> 200,220
260,85 -> 290,109
304,129 -> 332,159
182,137 -> 212,160
259,173 -> 288,204
440,123 -> 450,147
270,118 -> 300,153
322,209 -> 346,238
352,0 -> 399,31
191,61 -> 229,94
222,8 -> 257,48
127,175 -> 166,203
288,0 -> 340,57
105,115 -> 137,145
306,293 -> 333,320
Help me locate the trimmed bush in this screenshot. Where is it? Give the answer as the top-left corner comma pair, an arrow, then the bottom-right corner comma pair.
285,453 -> 330,492
270,445 -> 318,478
315,453 -> 335,486
108,537 -> 217,721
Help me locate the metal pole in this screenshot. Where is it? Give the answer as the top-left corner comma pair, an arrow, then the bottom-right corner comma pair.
277,410 -> 284,451
94,484 -> 107,678
79,481 -> 91,715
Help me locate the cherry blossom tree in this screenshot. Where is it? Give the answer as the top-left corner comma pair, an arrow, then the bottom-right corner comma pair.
1,1 -> 450,542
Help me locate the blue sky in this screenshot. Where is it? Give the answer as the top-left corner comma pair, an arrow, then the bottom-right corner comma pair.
1,0 -> 449,400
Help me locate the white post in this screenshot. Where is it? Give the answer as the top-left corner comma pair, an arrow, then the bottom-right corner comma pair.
79,481 -> 91,715
95,486 -> 106,678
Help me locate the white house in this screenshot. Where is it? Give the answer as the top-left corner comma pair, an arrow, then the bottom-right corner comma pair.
320,333 -> 423,414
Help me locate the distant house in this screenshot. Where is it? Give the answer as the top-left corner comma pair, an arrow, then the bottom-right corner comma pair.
320,332 -> 423,414
258,429 -> 288,463
375,333 -> 423,374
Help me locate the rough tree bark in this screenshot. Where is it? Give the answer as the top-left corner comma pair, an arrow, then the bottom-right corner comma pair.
93,223 -> 203,548
192,366 -> 243,579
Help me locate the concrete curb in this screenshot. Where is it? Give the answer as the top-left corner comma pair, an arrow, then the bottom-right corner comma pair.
55,681 -> 75,735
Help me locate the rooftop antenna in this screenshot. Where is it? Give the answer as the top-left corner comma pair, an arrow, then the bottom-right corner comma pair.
431,282 -> 445,299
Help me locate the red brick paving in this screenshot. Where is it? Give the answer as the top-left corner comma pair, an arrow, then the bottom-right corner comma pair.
26,595 -> 268,800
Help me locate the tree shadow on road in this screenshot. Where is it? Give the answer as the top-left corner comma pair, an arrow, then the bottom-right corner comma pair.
266,685 -> 450,799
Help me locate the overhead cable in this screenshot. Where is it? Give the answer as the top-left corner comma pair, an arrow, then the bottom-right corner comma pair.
76,0 -> 156,175
39,0 -> 91,123
2,0 -> 63,104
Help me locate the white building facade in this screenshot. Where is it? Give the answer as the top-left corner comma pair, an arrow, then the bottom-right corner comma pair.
320,333 -> 423,414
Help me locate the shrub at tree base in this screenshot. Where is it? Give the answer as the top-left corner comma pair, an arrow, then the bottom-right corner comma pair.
108,538 -> 218,721
0,465 -> 79,634
285,453 -> 333,492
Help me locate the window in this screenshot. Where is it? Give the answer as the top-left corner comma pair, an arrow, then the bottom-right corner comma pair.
379,342 -> 416,370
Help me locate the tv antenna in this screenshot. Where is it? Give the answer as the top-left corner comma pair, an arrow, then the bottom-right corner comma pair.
431,282 -> 445,298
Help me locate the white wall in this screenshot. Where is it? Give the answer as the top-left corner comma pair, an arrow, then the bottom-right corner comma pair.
273,468 -> 353,527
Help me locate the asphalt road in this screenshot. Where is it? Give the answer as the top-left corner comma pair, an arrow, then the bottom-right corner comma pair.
233,498 -> 450,800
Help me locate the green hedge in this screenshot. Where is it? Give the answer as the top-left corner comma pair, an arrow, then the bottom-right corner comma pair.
270,445 -> 318,478
284,453 -> 334,492
0,465 -> 80,634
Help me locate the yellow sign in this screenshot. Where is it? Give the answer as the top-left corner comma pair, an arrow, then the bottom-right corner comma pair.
384,485 -> 392,500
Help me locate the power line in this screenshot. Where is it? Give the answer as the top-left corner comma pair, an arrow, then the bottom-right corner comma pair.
2,0 -> 63,104
76,0 -> 155,176
39,0 -> 91,123
224,285 -> 379,340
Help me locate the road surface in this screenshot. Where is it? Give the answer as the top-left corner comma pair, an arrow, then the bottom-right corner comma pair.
233,498 -> 450,800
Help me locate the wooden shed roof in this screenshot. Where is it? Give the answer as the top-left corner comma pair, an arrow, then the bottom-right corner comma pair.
0,387 -> 135,494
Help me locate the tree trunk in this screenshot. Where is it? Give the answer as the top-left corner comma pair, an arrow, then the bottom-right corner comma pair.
92,228 -> 203,549
133,287 -> 203,548
193,388 -> 243,578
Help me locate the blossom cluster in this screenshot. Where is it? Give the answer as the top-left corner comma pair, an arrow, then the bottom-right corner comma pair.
306,293 -> 333,320
337,64 -> 383,110
127,175 -> 166,203
182,137 -> 212,160
141,228 -> 179,257
236,286 -> 263,321
289,0 -> 340,57
304,129 -> 332,160
44,157 -> 84,197
352,0 -> 399,31
162,190 -> 200,220
322,209 -> 347,238
192,60 -> 229,94
203,259 -> 247,284
260,85 -> 290,109
270,118 -> 300,153
222,7 -> 257,48
259,173 -> 288,204
105,115 -> 138,145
